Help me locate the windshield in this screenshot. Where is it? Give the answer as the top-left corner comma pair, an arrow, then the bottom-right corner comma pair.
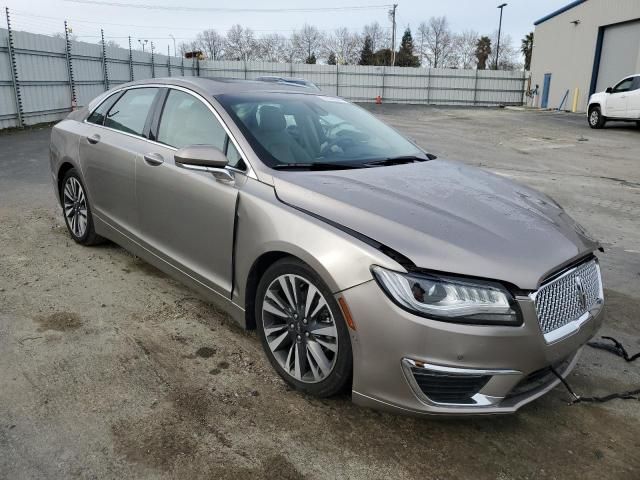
216,93 -> 425,168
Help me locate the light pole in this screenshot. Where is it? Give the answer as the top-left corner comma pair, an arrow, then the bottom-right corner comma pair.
138,39 -> 148,52
495,3 -> 507,70
169,34 -> 176,57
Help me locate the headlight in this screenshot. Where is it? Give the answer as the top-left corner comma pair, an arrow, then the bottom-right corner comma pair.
371,266 -> 522,326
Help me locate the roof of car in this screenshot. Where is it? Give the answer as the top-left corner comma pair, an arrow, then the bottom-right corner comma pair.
122,76 -> 321,96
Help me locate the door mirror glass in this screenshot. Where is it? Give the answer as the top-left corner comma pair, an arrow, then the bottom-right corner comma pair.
605,87 -> 613,94
175,145 -> 229,170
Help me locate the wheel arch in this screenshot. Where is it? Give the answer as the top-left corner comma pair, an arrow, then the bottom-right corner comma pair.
243,249 -> 334,331
57,161 -> 76,205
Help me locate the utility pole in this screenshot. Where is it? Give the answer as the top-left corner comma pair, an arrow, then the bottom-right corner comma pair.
389,3 -> 397,66
495,3 -> 507,70
169,34 -> 176,57
138,39 -> 148,52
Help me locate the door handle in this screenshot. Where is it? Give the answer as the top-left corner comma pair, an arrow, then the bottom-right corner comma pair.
86,134 -> 100,145
143,153 -> 164,166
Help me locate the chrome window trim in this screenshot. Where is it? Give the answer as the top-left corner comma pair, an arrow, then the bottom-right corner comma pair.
529,260 -> 604,344
401,358 -> 520,408
82,83 -> 257,180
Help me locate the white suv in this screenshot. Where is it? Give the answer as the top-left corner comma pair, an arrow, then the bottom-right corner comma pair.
587,74 -> 640,129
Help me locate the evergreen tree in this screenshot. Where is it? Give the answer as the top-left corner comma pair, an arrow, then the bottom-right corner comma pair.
475,36 -> 491,70
395,28 -> 420,67
359,35 -> 375,65
305,52 -> 317,64
327,51 -> 337,65
374,48 -> 392,66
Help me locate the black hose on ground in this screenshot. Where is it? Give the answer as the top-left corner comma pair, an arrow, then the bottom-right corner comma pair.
551,336 -> 640,404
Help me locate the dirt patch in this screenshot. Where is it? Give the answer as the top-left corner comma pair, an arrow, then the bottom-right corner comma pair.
195,347 -> 216,358
34,311 -> 82,332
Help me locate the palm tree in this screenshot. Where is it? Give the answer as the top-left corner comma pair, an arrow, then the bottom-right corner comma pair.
521,32 -> 534,71
475,36 -> 491,70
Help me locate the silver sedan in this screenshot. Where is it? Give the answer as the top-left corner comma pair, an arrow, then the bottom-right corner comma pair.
49,77 -> 604,415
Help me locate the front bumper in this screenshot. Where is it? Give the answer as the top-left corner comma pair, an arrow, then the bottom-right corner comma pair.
340,279 -> 604,415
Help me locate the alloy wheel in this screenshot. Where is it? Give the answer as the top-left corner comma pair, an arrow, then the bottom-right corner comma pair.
261,274 -> 338,383
63,177 -> 88,238
590,110 -> 599,126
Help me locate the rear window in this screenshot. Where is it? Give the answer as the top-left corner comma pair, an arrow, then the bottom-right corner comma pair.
104,88 -> 158,136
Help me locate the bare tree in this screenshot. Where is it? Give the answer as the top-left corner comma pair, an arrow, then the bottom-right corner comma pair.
418,16 -> 454,68
257,33 -> 290,62
97,39 -> 120,48
197,29 -> 224,60
225,24 -> 257,61
489,31 -> 521,70
324,27 -> 361,65
451,30 -> 478,69
291,24 -> 324,63
362,21 -> 387,52
178,40 -> 200,57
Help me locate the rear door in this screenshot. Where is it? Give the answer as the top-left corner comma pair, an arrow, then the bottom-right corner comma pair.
606,77 -> 634,117
79,87 -> 159,235
135,87 -> 245,296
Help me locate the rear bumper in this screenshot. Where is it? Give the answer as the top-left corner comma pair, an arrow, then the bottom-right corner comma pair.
340,279 -> 604,415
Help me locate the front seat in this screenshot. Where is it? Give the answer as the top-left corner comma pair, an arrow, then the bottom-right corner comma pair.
255,106 -> 312,164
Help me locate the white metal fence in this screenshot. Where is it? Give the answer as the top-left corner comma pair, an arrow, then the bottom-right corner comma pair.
0,27 -> 527,130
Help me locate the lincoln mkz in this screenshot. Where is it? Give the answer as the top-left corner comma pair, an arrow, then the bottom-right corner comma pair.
50,77 -> 604,415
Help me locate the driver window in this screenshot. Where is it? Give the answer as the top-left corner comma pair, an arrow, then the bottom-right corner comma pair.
612,78 -> 633,93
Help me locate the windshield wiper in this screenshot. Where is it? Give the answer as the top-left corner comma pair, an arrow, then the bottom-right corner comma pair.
364,154 -> 433,167
271,162 -> 364,171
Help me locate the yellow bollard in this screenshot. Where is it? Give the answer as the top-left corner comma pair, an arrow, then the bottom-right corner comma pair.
571,87 -> 579,113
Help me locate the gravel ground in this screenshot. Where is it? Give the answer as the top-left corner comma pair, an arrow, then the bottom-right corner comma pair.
1,107 -> 639,479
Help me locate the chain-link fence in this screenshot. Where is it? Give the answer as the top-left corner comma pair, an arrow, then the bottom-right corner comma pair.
1,13 -> 528,130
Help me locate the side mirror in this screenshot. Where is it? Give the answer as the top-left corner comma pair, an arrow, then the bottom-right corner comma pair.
605,87 -> 613,94
174,145 -> 233,182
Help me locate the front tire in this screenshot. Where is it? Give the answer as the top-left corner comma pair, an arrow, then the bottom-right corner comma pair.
588,106 -> 606,129
60,168 -> 103,245
255,258 -> 352,397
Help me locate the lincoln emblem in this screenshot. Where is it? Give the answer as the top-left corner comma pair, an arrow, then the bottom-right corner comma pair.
575,276 -> 587,310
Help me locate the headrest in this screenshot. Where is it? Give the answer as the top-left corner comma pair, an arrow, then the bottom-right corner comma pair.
258,105 -> 286,132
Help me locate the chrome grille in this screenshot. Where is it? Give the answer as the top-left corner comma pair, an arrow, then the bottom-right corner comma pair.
533,259 -> 602,336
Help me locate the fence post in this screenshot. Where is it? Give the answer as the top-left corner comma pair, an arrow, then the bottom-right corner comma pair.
243,59 -> 247,79
128,36 -> 134,81
426,68 -> 431,104
167,45 -> 171,77
150,41 -> 155,78
196,57 -> 200,76
5,7 -> 23,127
381,66 -> 386,101
64,20 -> 77,110
473,69 -> 479,106
100,29 -> 109,91
335,63 -> 339,97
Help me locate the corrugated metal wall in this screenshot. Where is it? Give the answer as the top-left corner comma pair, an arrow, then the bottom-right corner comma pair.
1,27 -> 526,130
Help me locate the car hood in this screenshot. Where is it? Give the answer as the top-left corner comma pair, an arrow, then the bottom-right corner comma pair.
272,160 -> 599,290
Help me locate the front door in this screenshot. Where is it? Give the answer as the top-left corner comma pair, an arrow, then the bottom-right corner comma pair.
135,88 -> 241,296
541,73 -> 551,108
606,77 -> 634,117
79,87 -> 159,235
626,77 -> 640,118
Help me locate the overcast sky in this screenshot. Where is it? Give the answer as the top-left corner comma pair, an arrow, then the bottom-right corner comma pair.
4,0 -> 569,56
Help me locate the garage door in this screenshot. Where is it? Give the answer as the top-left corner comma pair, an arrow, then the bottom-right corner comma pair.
595,20 -> 640,92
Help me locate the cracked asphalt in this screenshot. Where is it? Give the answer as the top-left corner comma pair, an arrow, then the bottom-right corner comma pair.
1,107 -> 640,479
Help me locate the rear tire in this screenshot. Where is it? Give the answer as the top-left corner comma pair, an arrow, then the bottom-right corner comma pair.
60,168 -> 104,246
255,257 -> 352,398
588,106 -> 606,129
